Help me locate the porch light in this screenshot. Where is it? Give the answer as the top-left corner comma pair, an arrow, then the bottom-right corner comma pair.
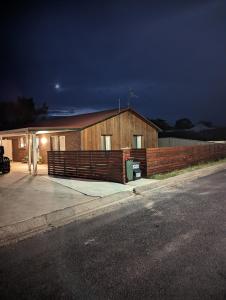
41,137 -> 48,145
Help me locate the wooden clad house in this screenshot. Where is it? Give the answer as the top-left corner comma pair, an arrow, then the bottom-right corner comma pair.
0,108 -> 160,173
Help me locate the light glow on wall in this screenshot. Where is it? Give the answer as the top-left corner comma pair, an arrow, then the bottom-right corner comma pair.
41,137 -> 48,145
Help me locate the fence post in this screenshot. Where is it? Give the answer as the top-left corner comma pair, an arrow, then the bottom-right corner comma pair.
52,152 -> 55,175
63,152 -> 66,174
122,149 -> 131,183
145,148 -> 148,177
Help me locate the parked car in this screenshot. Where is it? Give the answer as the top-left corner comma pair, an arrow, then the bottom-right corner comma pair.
0,146 -> 10,174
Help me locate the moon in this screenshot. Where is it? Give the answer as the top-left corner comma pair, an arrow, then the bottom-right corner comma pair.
55,83 -> 60,90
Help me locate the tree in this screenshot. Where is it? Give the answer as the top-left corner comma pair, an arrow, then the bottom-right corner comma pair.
198,120 -> 213,128
150,118 -> 172,131
175,118 -> 193,130
0,97 -> 48,130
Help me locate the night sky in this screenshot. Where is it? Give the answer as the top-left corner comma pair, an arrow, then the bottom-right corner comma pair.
1,0 -> 226,125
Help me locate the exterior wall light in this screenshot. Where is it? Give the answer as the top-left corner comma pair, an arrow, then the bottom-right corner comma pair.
41,137 -> 48,145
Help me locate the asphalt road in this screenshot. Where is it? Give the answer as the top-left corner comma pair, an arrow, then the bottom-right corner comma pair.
0,170 -> 226,300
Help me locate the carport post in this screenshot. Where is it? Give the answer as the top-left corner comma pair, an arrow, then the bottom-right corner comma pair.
27,133 -> 32,174
32,133 -> 38,175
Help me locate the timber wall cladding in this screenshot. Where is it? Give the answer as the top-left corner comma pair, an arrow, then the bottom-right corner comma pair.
48,150 -> 126,183
81,111 -> 158,150
131,144 -> 226,176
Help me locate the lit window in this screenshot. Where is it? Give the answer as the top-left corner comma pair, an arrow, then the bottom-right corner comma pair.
18,136 -> 27,149
50,136 -> 65,151
59,136 -> 65,151
133,135 -> 142,149
101,135 -> 112,150
50,136 -> 59,151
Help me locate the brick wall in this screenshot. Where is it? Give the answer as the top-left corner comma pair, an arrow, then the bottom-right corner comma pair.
65,131 -> 81,150
12,138 -> 28,162
39,131 -> 81,163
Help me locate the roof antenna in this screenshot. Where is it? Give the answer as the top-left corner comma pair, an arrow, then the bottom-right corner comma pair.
128,88 -> 132,108
128,88 -> 138,108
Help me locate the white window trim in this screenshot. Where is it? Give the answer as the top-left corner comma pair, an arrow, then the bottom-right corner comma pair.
18,136 -> 27,149
50,135 -> 66,151
101,135 -> 112,150
59,136 -> 66,151
133,135 -> 142,149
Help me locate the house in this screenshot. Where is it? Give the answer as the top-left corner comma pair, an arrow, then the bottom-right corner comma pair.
0,107 -> 160,174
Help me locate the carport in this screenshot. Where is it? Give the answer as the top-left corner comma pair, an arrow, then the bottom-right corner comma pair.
0,127 -> 69,175
0,128 -> 41,175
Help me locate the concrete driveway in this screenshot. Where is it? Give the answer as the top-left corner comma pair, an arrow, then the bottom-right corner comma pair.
9,161 -> 48,175
0,164 -> 95,228
0,163 -> 155,229
46,175 -> 155,197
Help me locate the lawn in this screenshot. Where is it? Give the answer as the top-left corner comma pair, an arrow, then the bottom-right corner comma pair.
149,158 -> 226,180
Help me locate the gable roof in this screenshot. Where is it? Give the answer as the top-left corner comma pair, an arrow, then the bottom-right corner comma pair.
28,107 -> 161,131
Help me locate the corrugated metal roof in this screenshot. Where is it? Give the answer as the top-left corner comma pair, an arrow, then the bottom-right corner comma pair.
0,108 -> 161,133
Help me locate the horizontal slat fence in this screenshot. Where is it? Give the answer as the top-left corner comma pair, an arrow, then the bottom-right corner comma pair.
131,144 -> 226,176
48,150 -> 126,183
48,144 -> 226,183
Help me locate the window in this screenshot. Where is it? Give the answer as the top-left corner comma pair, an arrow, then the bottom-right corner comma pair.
50,136 -> 59,151
59,136 -> 65,151
18,136 -> 27,149
133,135 -> 142,149
101,135 -> 112,150
50,136 -> 65,151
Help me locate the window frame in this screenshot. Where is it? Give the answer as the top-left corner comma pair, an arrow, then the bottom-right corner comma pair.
101,135 -> 112,151
133,135 -> 142,149
50,135 -> 66,151
50,136 -> 59,151
59,136 -> 66,151
18,136 -> 27,149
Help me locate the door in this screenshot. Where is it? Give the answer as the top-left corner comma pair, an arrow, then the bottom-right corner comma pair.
2,139 -> 13,160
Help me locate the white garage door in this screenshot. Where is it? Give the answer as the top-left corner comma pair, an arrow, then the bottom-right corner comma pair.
2,139 -> 13,160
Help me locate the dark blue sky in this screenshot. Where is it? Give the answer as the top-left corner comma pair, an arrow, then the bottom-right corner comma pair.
1,0 -> 226,124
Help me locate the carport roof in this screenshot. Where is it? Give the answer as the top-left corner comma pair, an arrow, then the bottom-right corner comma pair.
0,128 -> 76,137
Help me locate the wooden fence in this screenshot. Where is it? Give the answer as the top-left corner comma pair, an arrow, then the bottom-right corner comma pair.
131,144 -> 226,176
48,150 -> 129,183
48,144 -> 226,183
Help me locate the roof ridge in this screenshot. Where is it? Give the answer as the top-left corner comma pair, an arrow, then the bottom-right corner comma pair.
48,107 -> 128,120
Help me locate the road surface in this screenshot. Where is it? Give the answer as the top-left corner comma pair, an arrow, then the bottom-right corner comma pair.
0,170 -> 226,299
